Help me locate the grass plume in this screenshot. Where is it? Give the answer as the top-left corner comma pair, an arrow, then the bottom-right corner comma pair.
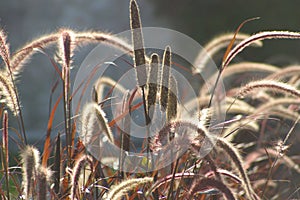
130,0 -> 147,87
81,102 -> 114,144
0,29 -> 10,67
70,155 -> 94,200
104,177 -> 153,200
21,146 -> 40,199
147,53 -> 160,119
37,167 -> 52,200
238,80 -> 300,98
0,71 -> 19,115
160,46 -> 171,111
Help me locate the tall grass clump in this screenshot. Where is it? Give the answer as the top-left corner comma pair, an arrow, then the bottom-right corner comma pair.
0,0 -> 299,199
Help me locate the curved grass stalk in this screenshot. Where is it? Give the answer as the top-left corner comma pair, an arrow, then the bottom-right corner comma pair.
183,95 -> 255,118
80,103 -> 99,145
93,76 -> 126,103
266,65 -> 300,80
146,172 -> 195,196
216,137 -> 256,200
70,155 -> 93,200
104,177 -> 153,200
268,107 -> 299,121
223,118 -> 259,141
193,33 -> 263,74
11,30 -> 137,74
10,32 -> 59,72
226,103 -> 255,115
224,98 -> 300,139
223,31 -> 300,68
187,177 -> 236,200
81,102 -> 114,144
238,80 -> 300,98
288,73 -> 300,85
244,148 -> 300,174
223,62 -> 279,77
254,98 -> 300,115
75,31 -> 133,55
205,168 -> 243,184
200,62 -> 279,95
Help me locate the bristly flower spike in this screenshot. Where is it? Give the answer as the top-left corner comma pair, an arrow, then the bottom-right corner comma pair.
130,0 -> 147,87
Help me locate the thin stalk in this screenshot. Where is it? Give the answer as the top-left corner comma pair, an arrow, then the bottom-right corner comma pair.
166,158 -> 180,200
2,110 -> 9,200
141,86 -> 151,173
6,57 -> 27,145
261,116 -> 300,197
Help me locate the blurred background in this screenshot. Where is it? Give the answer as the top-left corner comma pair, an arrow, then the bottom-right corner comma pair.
1,0 -> 300,141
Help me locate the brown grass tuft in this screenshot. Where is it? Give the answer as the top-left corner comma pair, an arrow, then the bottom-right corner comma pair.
37,166 -> 52,200
0,71 -> 19,115
21,146 -> 41,199
70,155 -> 94,200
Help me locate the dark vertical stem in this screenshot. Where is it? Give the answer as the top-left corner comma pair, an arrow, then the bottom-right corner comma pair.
53,133 -> 61,195
2,110 -> 10,200
167,158 -> 179,200
119,91 -> 131,178
60,31 -> 72,168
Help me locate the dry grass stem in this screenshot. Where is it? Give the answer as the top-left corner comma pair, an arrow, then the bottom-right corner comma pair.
194,33 -> 263,74
188,178 -> 236,200
223,31 -> 300,68
238,80 -> 300,98
10,33 -> 59,72
105,177 -> 153,200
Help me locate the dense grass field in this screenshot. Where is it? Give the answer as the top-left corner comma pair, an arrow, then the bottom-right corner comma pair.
0,0 -> 299,199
